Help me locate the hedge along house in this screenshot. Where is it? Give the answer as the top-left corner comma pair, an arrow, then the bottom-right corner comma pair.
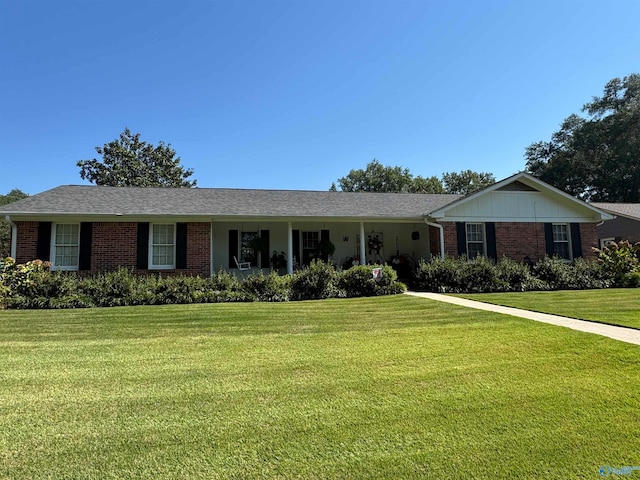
0,173 -> 614,276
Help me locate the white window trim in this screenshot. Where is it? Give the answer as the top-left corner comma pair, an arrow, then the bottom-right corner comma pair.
466,223 -> 486,258
50,223 -> 80,271
149,223 -> 176,270
552,223 -> 573,261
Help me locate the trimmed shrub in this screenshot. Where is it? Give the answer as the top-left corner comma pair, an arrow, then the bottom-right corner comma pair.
79,268 -> 156,307
413,257 -> 464,293
338,264 -> 404,297
530,256 -> 575,290
460,256 -> 506,293
290,260 -> 340,300
210,269 -> 243,292
494,256 -> 537,292
242,270 -> 291,302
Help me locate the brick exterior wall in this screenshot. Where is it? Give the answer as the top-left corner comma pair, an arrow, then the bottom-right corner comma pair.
185,222 -> 211,276
439,221 -> 599,261
14,221 -> 211,277
91,222 -> 138,273
442,222 -> 458,258
14,221 -> 39,262
495,223 -> 547,261
579,223 -> 598,259
13,220 -> 598,274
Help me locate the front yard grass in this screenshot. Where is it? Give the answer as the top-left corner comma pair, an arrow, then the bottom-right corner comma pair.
1,296 -> 639,479
456,288 -> 640,330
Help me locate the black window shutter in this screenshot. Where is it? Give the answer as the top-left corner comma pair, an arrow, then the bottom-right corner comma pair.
544,223 -> 554,257
228,229 -> 238,269
36,222 -> 52,261
78,222 -> 93,271
292,229 -> 300,265
456,222 -> 467,257
260,230 -> 270,268
137,223 -> 149,269
176,223 -> 188,269
485,222 -> 497,260
570,223 -> 582,259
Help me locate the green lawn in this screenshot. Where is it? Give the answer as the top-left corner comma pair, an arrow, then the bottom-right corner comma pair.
1,296 -> 639,479
456,288 -> 640,330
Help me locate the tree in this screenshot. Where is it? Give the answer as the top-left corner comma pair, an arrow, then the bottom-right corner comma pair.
335,159 -> 416,192
525,74 -> 640,202
78,128 -> 197,187
441,170 -> 496,195
0,189 -> 28,258
332,160 -> 493,194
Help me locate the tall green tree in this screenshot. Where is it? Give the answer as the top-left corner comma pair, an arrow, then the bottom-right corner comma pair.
78,128 -> 197,187
526,74 -> 640,202
332,160 -> 492,194
335,159 -> 417,192
441,170 -> 496,195
0,189 -> 29,258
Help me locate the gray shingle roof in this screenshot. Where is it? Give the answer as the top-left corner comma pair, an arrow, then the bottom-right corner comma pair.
0,185 -> 463,220
591,203 -> 640,221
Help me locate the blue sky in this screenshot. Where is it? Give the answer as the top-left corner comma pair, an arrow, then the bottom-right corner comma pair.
1,0 -> 639,195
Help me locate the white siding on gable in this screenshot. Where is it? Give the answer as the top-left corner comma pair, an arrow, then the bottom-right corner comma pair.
435,191 -> 601,223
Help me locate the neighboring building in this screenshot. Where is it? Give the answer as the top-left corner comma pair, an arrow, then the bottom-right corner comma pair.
591,203 -> 640,247
0,173 -> 613,276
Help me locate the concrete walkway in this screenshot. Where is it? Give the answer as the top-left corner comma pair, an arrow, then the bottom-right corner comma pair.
405,291 -> 640,346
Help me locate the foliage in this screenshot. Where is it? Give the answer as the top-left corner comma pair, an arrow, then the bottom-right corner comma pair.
594,240 -> 640,287
77,128 -> 197,187
414,256 -> 505,293
338,264 -> 404,297
270,251 -> 287,270
526,74 -> 640,202
0,189 -> 28,258
413,255 -> 610,293
242,270 -> 291,302
289,259 -> 340,300
441,170 -> 496,195
334,159 -> 420,192
332,159 -> 494,194
79,267 -> 156,307
494,256 -> 538,292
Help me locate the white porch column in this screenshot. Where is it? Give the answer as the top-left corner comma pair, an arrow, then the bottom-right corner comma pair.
210,221 -> 214,276
287,222 -> 294,274
359,222 -> 366,265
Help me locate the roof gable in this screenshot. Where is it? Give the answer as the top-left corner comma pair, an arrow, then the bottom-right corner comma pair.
429,172 -> 614,222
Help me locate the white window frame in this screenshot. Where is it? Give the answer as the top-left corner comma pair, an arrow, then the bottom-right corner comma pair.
465,223 -> 486,259
149,223 -> 176,270
51,223 -> 80,271
552,223 -> 572,261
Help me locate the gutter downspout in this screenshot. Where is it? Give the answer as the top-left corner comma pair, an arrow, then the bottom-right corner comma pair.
425,219 -> 445,260
5,215 -> 17,259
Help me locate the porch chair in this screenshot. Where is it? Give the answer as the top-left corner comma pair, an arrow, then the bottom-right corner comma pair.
233,256 -> 251,271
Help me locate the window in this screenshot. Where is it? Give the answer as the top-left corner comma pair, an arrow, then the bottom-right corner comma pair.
552,223 -> 571,260
150,224 -> 175,269
302,231 -> 319,265
240,231 -> 258,263
466,223 -> 485,259
52,223 -> 79,270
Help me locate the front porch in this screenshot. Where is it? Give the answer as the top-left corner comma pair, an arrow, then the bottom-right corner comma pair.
211,220 -> 443,275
